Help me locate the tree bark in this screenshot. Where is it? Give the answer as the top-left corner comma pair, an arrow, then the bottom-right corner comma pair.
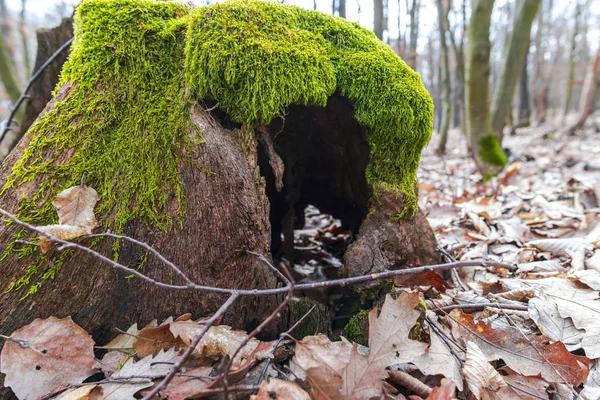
19,18 -> 73,135
406,0 -> 419,69
0,29 -> 21,104
568,45 -> 600,133
465,0 -> 506,174
563,2 -> 581,117
435,0 -> 451,155
490,0 -> 540,142
373,0 -> 385,40
515,44 -> 531,130
18,0 -> 30,76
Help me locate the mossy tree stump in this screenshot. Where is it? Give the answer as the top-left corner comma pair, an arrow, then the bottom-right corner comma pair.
0,1 -> 439,394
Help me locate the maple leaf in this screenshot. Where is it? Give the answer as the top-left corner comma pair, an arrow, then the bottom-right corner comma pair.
37,185 -> 98,253
0,316 -> 98,400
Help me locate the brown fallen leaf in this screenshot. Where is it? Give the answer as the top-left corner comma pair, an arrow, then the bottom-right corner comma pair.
101,348 -> 180,399
133,322 -> 185,358
426,378 -> 456,400
463,341 -> 507,399
448,309 -> 589,385
37,185 -> 98,253
250,378 -> 311,400
99,323 -> 139,353
57,385 -> 103,400
0,316 -> 98,400
142,366 -> 214,400
170,323 -> 275,369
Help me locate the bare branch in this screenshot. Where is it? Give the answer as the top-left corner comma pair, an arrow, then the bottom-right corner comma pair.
0,206 -> 516,298
0,37 -> 74,144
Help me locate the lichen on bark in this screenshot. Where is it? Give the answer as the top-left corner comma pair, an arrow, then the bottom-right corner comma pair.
2,0 -> 433,293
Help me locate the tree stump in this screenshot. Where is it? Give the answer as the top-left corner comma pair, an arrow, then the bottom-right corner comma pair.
0,1 -> 439,396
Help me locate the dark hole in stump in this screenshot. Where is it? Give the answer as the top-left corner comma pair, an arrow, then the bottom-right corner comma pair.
258,95 -> 371,284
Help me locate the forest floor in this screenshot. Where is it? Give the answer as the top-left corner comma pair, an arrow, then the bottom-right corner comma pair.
3,116 -> 600,400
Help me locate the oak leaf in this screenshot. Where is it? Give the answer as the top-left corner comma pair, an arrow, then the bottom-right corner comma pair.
37,185 -> 98,253
0,316 -> 98,400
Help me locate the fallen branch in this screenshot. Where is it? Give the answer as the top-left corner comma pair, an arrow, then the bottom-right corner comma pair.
0,206 -> 517,297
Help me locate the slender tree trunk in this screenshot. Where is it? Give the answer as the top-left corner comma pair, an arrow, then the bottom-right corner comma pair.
435,0 -> 451,155
19,0 -> 30,76
516,45 -> 531,128
465,0 -> 506,175
449,0 -> 466,130
568,45 -> 600,133
374,0 -> 384,40
490,0 -> 541,142
407,0 -> 419,69
339,0 -> 346,18
564,1 -> 581,117
0,33 -> 21,104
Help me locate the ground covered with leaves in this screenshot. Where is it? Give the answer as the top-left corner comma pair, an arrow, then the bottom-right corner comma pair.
1,124 -> 600,399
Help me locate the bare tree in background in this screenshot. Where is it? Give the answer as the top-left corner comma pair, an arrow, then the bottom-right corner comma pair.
0,0 -> 21,105
490,0 -> 540,142
435,0 -> 451,155
568,45 -> 600,133
406,0 -> 420,69
563,1 -> 583,118
373,0 -> 387,41
332,0 -> 346,18
532,0 -> 551,123
19,0 -> 30,75
465,0 -> 505,174
515,41 -> 531,131
447,0 -> 466,130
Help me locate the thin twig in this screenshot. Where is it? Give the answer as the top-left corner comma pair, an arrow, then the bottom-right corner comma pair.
248,250 -> 291,286
141,292 -> 239,400
424,316 -> 465,367
432,302 -> 529,313
0,206 -> 516,297
256,304 -> 317,386
0,37 -> 74,144
221,287 -> 295,397
85,232 -> 193,286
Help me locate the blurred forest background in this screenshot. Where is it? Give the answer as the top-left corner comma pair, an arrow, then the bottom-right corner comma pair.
0,0 -> 599,168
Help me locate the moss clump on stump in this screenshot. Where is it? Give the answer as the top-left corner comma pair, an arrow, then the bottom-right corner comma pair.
2,0 -> 433,292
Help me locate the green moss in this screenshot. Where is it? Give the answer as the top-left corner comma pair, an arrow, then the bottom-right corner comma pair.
185,0 -> 433,215
3,0 -> 433,292
342,309 -> 369,345
478,134 -> 507,168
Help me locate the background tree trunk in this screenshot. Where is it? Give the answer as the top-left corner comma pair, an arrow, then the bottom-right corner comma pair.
435,0 -> 451,155
490,0 -> 540,142
406,0 -> 419,69
465,0 -> 506,174
568,45 -> 600,133
0,34 -> 21,105
563,2 -> 582,118
19,18 -> 73,135
516,44 -> 531,129
373,0 -> 386,40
